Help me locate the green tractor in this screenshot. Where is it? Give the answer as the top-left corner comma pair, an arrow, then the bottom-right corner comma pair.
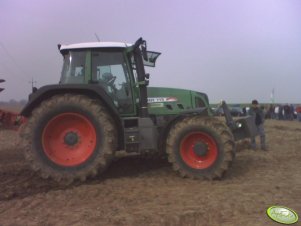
19,38 -> 256,184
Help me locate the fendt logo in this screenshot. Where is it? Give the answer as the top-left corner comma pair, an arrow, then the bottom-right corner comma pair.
266,206 -> 299,225
147,97 -> 178,103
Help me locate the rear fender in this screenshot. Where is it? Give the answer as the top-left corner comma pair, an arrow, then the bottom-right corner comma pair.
21,84 -> 118,116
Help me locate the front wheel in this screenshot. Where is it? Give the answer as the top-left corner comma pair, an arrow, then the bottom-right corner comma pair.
166,116 -> 235,179
19,94 -> 117,184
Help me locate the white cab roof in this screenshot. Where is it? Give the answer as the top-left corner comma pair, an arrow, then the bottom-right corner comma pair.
60,42 -> 133,51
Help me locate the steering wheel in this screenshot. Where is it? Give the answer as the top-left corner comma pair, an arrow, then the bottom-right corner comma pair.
107,76 -> 116,86
101,73 -> 117,95
102,73 -> 116,85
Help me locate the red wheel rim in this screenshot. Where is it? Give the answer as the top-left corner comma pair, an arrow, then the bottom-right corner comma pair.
42,113 -> 97,167
180,132 -> 218,169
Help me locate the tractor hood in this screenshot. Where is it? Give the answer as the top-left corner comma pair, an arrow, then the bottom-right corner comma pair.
147,87 -> 210,115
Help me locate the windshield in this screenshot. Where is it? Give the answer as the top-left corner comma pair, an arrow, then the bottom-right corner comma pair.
60,51 -> 86,84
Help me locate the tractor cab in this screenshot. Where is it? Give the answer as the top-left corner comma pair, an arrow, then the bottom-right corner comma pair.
58,40 -> 160,116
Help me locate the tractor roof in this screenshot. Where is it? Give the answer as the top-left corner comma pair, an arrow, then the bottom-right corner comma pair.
59,42 -> 132,51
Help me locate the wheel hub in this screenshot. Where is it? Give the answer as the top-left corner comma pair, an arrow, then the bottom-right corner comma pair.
193,142 -> 208,157
64,131 -> 79,146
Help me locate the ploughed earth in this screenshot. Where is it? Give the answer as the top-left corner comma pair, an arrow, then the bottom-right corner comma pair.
0,119 -> 300,226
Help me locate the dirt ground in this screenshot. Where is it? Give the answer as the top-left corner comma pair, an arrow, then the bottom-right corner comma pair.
0,119 -> 300,226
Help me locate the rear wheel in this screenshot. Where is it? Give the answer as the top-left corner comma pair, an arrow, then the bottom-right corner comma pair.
19,94 -> 117,184
166,116 -> 235,179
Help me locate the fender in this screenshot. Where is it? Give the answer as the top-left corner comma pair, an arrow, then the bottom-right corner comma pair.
21,84 -> 118,116
164,107 -> 210,133
180,107 -> 210,116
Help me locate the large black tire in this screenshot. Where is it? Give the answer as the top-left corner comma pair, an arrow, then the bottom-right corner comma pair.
19,94 -> 117,184
166,116 -> 235,179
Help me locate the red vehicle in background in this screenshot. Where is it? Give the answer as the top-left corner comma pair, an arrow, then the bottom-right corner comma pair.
0,79 -> 26,130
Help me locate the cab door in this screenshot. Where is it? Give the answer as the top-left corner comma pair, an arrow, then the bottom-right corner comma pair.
91,50 -> 135,116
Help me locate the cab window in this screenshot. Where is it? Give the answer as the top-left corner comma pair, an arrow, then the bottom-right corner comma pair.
60,51 -> 86,84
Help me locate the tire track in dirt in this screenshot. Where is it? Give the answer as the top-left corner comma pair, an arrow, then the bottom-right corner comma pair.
0,145 -> 171,201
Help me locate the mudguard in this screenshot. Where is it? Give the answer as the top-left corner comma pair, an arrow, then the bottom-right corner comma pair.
21,84 -> 119,118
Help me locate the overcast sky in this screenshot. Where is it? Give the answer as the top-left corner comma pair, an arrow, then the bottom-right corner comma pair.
1,0 -> 301,104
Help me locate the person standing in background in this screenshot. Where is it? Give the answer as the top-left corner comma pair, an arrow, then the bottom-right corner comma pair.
296,106 -> 301,122
283,104 -> 290,120
278,105 -> 284,120
289,104 -> 294,120
249,100 -> 267,151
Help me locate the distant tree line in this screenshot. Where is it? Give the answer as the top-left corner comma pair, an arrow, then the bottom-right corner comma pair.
0,99 -> 27,106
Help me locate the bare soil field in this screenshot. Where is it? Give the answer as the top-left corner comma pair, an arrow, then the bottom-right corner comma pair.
0,119 -> 300,226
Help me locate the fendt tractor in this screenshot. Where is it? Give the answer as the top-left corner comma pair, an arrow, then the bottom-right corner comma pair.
19,38 -> 257,184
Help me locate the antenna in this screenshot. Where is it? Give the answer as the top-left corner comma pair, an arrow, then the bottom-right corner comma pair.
29,77 -> 37,90
94,33 -> 100,42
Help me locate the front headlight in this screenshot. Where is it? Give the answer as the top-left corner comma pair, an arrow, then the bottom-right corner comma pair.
236,122 -> 243,128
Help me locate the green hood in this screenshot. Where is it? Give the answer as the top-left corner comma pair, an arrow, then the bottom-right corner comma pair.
147,87 -> 209,115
